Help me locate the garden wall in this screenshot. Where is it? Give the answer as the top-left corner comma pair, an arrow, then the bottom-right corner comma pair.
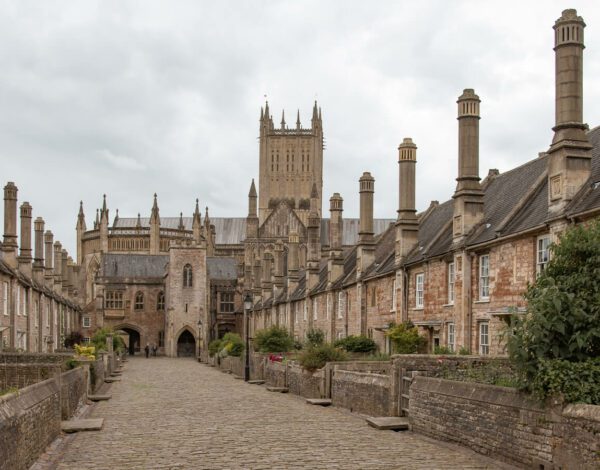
409,376 -> 600,469
0,366 -> 86,470
0,352 -> 71,390
331,369 -> 390,416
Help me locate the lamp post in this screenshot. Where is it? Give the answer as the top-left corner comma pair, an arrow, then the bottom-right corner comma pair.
243,293 -> 253,381
197,319 -> 203,362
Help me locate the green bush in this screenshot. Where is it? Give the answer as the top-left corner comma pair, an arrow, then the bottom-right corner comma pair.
434,346 -> 454,355
91,328 -> 125,353
64,331 -> 84,349
386,321 -> 427,354
507,220 -> 600,403
221,333 -> 244,357
334,335 -> 377,353
305,328 -> 325,347
253,326 -> 294,353
208,339 -> 222,357
458,347 -> 471,355
298,344 -> 348,372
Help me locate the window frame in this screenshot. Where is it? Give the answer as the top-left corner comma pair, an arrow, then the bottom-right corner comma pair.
219,292 -> 235,313
447,322 -> 455,352
312,297 -> 318,320
536,236 -> 551,276
183,264 -> 193,288
156,291 -> 165,311
479,322 -> 489,355
415,273 -> 424,308
82,316 -> 91,328
448,262 -> 455,304
479,255 -> 490,300
104,291 -> 124,309
134,291 -> 144,310
391,278 -> 397,312
1,282 -> 7,316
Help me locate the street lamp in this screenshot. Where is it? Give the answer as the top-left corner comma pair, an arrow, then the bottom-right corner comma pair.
243,293 -> 253,381
197,319 -> 203,362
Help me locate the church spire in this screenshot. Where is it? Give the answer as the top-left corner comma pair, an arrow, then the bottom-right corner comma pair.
296,110 -> 301,129
150,193 -> 160,223
77,201 -> 86,230
281,110 -> 286,129
178,212 -> 185,231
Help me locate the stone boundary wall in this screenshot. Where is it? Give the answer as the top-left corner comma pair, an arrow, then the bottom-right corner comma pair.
91,358 -> 105,393
287,364 -> 323,398
0,364 -> 63,390
0,366 -> 86,470
409,376 -> 600,469
332,369 -> 391,416
0,352 -> 71,365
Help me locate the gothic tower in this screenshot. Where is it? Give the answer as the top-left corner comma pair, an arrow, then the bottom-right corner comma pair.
258,101 -> 324,223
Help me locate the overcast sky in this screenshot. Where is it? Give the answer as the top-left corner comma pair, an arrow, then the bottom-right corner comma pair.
1,0 -> 599,256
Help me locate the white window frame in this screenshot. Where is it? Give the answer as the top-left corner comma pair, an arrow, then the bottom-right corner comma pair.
536,236 -> 550,276
391,278 -> 397,312
295,303 -> 299,324
83,316 -> 91,328
448,262 -> 455,304
312,298 -> 318,320
326,293 -> 331,320
447,322 -> 455,352
303,301 -> 307,322
479,255 -> 490,300
415,273 -> 424,308
45,298 -> 50,327
16,285 -> 20,316
2,282 -> 7,316
337,292 -> 344,319
23,288 -> 28,317
479,322 -> 489,355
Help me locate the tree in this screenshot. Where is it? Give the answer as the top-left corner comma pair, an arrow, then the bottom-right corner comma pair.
386,321 -> 426,354
507,220 -> 600,403
253,326 -> 294,353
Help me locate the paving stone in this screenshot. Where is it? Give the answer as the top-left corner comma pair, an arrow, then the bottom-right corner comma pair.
366,417 -> 410,431
61,419 -> 104,433
45,357 -> 511,469
306,398 -> 332,406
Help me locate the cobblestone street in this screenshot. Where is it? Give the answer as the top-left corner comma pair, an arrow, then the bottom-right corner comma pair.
51,357 -> 510,469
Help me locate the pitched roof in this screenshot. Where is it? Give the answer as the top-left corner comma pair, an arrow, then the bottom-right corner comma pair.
101,254 -> 168,279
207,257 -> 237,280
567,126 -> 600,217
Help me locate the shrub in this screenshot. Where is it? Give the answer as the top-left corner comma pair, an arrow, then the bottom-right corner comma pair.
434,346 -> 454,355
208,339 -> 222,357
334,335 -> 377,353
298,344 -> 348,372
91,328 -> 125,353
253,326 -> 294,353
74,344 -> 96,360
64,331 -> 84,349
458,347 -> 471,355
507,220 -> 600,403
386,321 -> 427,354
221,333 -> 244,357
305,328 -> 325,347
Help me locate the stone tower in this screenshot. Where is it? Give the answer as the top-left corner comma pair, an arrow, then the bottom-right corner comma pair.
258,101 -> 324,223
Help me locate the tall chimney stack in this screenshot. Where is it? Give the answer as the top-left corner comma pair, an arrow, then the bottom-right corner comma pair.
2,182 -> 18,268
53,241 -> 63,289
327,193 -> 344,286
33,217 -> 45,282
548,9 -> 592,214
44,230 -> 54,285
306,183 -> 321,290
18,202 -> 33,275
357,172 -> 375,277
452,89 -> 484,243
395,138 -> 419,264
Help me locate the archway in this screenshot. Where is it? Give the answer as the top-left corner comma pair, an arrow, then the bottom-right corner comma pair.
177,329 -> 196,357
119,327 -> 141,356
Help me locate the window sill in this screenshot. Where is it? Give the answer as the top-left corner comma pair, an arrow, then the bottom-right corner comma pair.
442,303 -> 454,308
474,299 -> 490,304
412,307 -> 424,311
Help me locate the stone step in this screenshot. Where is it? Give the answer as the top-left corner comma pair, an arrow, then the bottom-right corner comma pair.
306,398 -> 332,406
365,417 -> 409,431
104,377 -> 121,383
248,380 -> 265,385
233,375 -> 243,380
61,418 -> 104,433
220,369 -> 232,374
110,372 -> 122,377
266,386 -> 289,393
88,394 -> 112,402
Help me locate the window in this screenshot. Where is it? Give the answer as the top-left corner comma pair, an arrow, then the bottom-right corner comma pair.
303,301 -> 307,321
83,317 -> 91,328
479,322 -> 489,355
157,291 -> 165,311
391,278 -> 397,312
536,236 -> 550,275
415,273 -> 424,308
447,323 -> 455,352
183,264 -> 193,287
336,330 -> 345,340
134,291 -> 144,310
326,294 -> 331,320
448,262 -> 455,304
220,292 -> 234,313
337,292 -> 345,319
158,331 -> 164,347
45,299 -> 50,327
479,255 -> 490,299
2,282 -> 7,316
82,337 -> 90,343
23,289 -> 28,316
312,298 -> 318,320
370,287 -> 376,307
295,303 -> 299,323
16,286 -> 20,316
35,300 -> 39,327
105,291 -> 124,309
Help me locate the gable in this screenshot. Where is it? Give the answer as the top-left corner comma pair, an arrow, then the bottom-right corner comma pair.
259,202 -> 306,238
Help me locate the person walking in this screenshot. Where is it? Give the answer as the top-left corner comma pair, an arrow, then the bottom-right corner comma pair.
152,344 -> 157,357
144,343 -> 150,358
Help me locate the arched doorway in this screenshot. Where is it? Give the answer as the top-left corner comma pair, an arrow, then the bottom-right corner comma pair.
177,330 -> 195,357
120,327 -> 141,356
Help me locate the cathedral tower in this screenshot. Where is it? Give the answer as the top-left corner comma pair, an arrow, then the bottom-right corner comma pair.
258,101 -> 324,223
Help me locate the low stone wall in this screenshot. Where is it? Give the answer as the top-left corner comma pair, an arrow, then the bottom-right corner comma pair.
332,370 -> 391,417
409,376 -> 600,469
0,352 -> 71,365
91,358 -> 105,393
59,368 -> 86,419
0,364 -> 63,390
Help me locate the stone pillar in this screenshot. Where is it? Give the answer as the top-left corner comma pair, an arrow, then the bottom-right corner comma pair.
327,193 -> 344,287
2,182 -> 18,268
53,242 -> 63,289
395,138 -> 419,263
44,231 -> 54,285
357,172 -> 375,278
18,202 -> 33,276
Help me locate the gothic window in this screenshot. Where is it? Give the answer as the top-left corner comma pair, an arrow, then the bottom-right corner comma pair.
157,291 -> 165,311
134,292 -> 144,310
183,264 -> 193,287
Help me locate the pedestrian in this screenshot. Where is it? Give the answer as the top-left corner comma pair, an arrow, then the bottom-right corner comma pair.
144,343 -> 150,358
152,344 -> 157,357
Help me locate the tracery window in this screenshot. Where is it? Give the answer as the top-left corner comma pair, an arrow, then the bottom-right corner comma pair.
183,264 -> 193,288
134,291 -> 144,310
157,291 -> 165,311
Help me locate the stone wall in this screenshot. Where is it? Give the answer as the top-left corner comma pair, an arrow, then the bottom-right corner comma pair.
0,366 -> 86,470
332,369 -> 390,416
287,364 -> 323,398
409,376 -> 600,469
0,352 -> 70,390
91,357 -> 105,393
